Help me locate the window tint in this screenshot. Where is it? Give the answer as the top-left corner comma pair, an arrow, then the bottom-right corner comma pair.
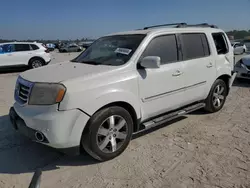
200,34 -> 210,56
0,44 -> 14,53
142,35 -> 178,64
14,44 -> 31,52
31,44 -> 39,50
181,33 -> 209,60
212,33 -> 229,54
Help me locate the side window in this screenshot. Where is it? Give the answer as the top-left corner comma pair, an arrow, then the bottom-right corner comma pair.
141,35 -> 178,64
200,34 -> 210,56
234,43 -> 240,48
181,33 -> 209,60
14,44 -> 31,52
212,33 -> 229,54
0,44 -> 14,53
30,44 -> 39,50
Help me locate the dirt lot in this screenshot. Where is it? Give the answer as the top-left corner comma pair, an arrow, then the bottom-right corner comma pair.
0,53 -> 249,188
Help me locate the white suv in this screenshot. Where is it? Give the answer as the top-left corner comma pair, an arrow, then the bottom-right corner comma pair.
0,42 -> 51,69
9,23 -> 236,161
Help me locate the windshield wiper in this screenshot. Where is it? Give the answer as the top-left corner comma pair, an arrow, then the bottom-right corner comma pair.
80,61 -> 101,65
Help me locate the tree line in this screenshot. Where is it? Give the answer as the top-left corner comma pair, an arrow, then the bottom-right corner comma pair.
226,30 -> 250,40
1,30 -> 250,43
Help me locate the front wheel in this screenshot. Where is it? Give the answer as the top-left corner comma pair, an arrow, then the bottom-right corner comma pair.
82,106 -> 133,161
204,79 -> 228,113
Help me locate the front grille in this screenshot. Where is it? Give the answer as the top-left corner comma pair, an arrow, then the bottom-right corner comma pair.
15,77 -> 33,105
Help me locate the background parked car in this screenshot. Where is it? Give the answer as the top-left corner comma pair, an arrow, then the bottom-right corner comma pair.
78,40 -> 94,48
234,55 -> 250,79
231,42 -> 247,55
46,43 -> 56,51
59,43 -> 83,52
0,42 -> 51,69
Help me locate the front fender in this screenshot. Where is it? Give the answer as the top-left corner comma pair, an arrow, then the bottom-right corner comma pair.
60,89 -> 141,119
84,90 -> 141,119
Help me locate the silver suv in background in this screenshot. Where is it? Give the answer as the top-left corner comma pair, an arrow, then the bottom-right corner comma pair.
59,43 -> 83,53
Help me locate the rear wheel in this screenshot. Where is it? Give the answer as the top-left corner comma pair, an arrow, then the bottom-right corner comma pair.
29,58 -> 44,69
204,79 -> 228,113
82,106 -> 133,161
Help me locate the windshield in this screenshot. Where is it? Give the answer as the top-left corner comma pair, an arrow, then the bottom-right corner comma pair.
72,34 -> 145,66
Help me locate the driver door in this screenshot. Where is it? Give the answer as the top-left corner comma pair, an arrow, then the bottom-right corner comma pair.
138,34 -> 186,121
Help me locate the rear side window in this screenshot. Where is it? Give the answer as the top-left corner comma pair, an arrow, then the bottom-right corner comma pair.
181,33 -> 210,60
212,33 -> 229,54
14,44 -> 31,52
0,44 -> 14,53
30,44 -> 39,50
141,35 -> 178,64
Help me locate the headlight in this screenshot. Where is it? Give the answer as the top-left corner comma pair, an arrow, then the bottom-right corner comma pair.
29,83 -> 66,105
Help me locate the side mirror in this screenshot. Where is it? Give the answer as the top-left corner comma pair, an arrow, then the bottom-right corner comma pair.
28,169 -> 42,188
140,56 -> 161,69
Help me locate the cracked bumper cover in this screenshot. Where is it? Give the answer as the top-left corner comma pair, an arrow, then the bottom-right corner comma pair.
10,103 -> 90,155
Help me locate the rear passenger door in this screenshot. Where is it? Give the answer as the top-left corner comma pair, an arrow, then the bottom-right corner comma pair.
138,34 -> 186,120
13,44 -> 33,65
180,33 -> 216,105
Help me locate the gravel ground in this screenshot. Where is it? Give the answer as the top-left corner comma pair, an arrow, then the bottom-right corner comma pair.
0,53 -> 249,188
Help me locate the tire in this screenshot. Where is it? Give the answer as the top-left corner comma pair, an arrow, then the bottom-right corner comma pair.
204,79 -> 228,113
29,58 -> 44,69
82,106 -> 133,161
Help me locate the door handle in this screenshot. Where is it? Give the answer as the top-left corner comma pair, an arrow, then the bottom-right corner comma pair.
7,54 -> 12,56
206,62 -> 213,68
172,70 -> 183,76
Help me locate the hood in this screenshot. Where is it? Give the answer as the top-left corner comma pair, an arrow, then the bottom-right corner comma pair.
20,62 -> 117,83
242,55 -> 250,66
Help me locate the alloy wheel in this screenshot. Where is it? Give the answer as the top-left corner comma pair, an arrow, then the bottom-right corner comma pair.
32,60 -> 43,68
96,115 -> 128,153
212,84 -> 225,108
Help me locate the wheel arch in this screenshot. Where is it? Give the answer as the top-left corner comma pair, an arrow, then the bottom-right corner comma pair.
216,74 -> 231,95
28,56 -> 45,66
82,101 -> 139,136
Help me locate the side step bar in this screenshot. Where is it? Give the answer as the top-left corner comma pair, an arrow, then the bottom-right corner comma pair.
140,103 -> 205,131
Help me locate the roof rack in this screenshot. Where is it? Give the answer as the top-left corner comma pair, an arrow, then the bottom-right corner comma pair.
176,23 -> 218,28
142,23 -> 218,30
143,23 -> 187,30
